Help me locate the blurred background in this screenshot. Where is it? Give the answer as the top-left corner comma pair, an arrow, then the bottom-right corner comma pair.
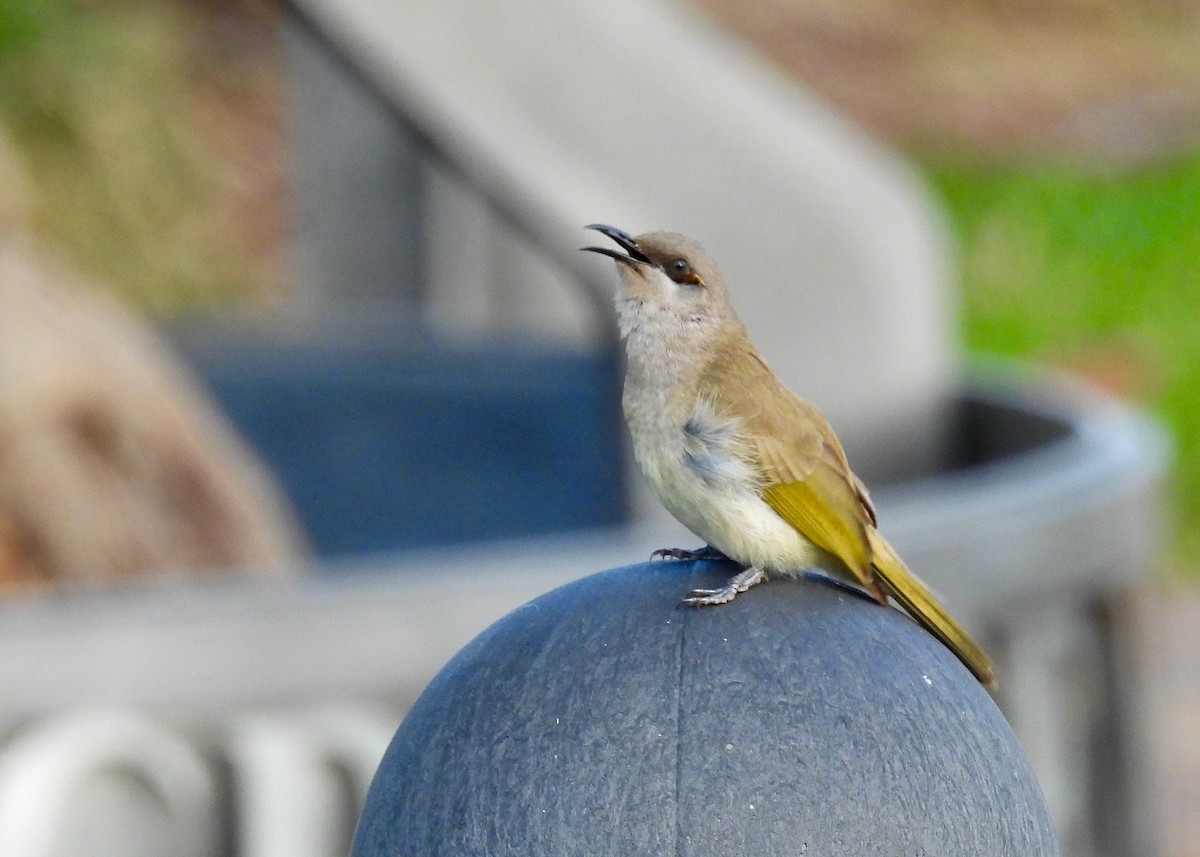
0,0 -> 1197,854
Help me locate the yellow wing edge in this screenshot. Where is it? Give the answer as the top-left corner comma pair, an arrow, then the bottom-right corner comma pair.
868,529 -> 998,688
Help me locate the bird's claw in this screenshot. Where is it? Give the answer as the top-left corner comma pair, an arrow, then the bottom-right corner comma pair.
681,586 -> 739,606
680,566 -> 767,607
651,545 -> 727,562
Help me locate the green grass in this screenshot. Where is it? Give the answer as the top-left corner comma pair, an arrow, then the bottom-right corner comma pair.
925,153 -> 1200,568
0,0 -> 257,315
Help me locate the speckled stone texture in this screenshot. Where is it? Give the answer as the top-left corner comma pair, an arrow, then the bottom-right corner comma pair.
352,560 -> 1058,856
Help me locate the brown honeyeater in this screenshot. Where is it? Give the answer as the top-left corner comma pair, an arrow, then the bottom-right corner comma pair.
582,224 -> 995,688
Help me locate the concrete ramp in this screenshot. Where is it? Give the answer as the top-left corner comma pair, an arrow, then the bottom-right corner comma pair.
285,0 -> 957,481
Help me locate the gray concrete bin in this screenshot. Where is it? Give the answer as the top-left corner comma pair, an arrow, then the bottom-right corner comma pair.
175,331 -> 1165,857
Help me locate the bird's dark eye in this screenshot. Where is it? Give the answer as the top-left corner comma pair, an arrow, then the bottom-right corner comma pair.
666,257 -> 701,285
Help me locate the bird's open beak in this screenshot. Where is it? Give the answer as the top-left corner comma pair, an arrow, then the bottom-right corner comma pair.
580,224 -> 653,266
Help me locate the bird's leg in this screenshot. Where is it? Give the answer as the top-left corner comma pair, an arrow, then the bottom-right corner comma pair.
681,566 -> 767,606
650,544 -> 729,562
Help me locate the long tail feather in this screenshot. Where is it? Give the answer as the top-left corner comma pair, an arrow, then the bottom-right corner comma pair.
867,529 -> 997,688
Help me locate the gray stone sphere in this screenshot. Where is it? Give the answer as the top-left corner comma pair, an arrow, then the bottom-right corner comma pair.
352,560 -> 1058,856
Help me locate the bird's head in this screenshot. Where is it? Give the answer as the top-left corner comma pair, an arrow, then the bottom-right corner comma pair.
581,224 -> 735,340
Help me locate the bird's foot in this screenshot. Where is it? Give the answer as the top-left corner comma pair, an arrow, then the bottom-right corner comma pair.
650,545 -> 728,562
682,566 -> 767,607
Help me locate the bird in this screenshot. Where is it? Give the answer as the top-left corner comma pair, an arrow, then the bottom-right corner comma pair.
581,224 -> 996,687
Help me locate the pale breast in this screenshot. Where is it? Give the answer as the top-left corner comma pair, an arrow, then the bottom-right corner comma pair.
627,394 -> 826,572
